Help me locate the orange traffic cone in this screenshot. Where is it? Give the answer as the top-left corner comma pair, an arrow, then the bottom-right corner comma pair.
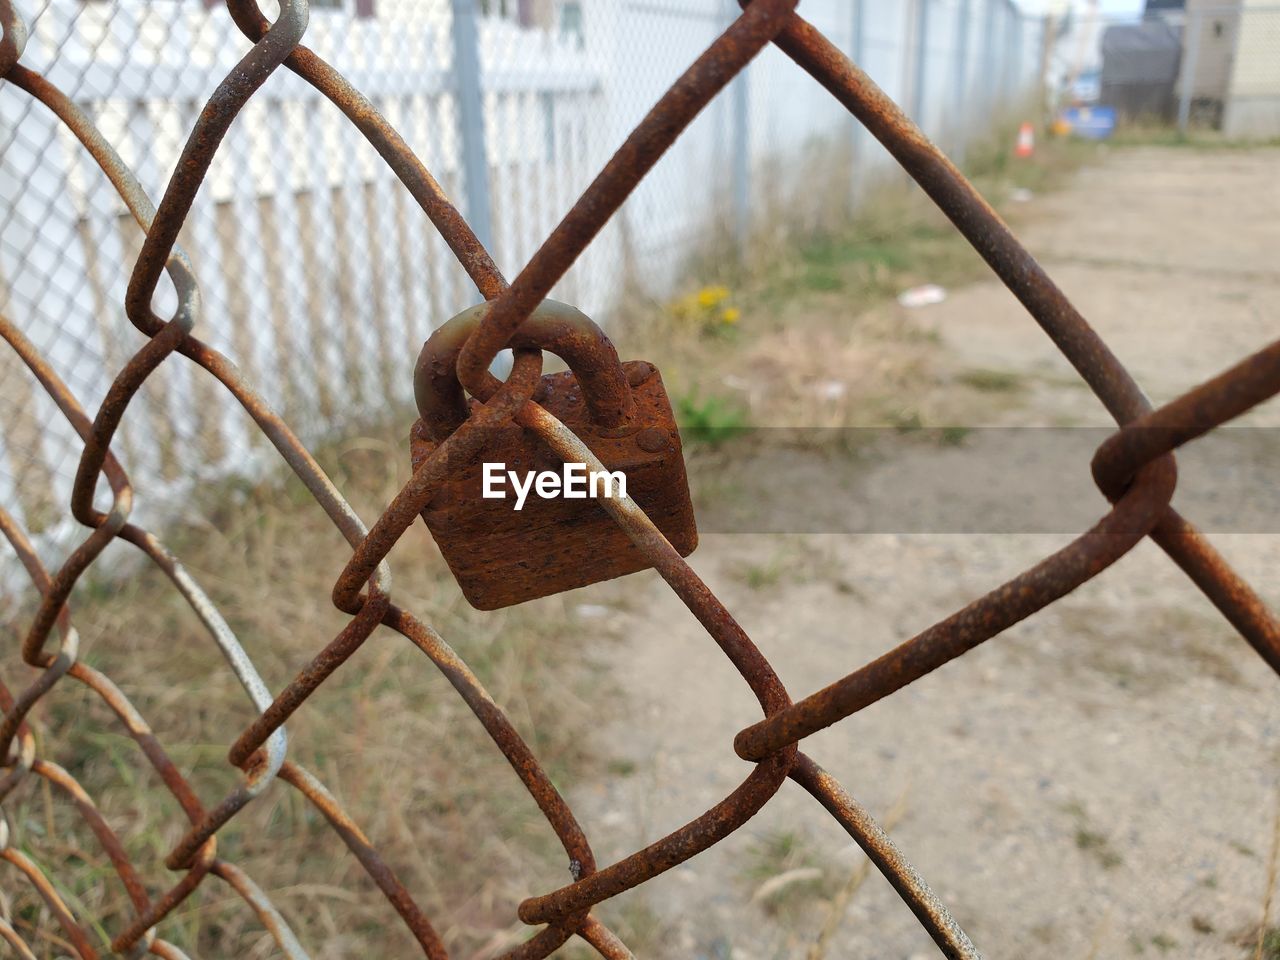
1015,122 -> 1035,158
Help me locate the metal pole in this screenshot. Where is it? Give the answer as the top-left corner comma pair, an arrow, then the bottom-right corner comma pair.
731,63 -> 749,257
981,0 -> 997,110
726,0 -> 750,257
1037,13 -> 1055,127
1012,12 -> 1024,103
953,0 -> 972,162
449,0 -> 494,256
1002,1 -> 1015,106
849,0 -> 865,207
1178,8 -> 1203,135
912,0 -> 930,126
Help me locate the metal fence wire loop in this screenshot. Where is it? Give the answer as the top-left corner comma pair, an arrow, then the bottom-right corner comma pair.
414,299 -> 636,440
0,0 -> 25,76
0,0 -> 1277,956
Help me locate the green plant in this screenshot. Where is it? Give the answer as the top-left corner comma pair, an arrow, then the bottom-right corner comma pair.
1150,932 -> 1178,953
889,408 -> 925,433
958,368 -> 1025,393
1074,827 -> 1124,870
667,283 -> 743,336
743,830 -> 835,917
675,390 -> 750,448
1257,926 -> 1280,960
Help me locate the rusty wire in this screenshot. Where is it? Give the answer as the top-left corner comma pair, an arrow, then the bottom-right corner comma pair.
1,0 -> 1278,956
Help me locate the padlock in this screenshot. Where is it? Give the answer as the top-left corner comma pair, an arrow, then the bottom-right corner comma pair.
409,299 -> 697,610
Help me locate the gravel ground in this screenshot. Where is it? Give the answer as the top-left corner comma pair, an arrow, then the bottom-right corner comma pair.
564,146 -> 1280,959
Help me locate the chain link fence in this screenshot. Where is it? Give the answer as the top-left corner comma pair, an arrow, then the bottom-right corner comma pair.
0,0 -> 1043,568
1,0 -> 1278,956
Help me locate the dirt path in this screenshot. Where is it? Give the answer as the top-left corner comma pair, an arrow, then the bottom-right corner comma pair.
566,146 -> 1280,959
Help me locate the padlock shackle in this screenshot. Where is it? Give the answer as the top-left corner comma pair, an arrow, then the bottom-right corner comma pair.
414,299 -> 636,443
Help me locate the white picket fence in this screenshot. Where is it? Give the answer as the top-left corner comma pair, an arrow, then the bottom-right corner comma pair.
0,0 -> 1043,556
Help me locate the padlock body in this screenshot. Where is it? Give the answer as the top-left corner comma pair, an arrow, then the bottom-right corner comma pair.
410,360 -> 697,609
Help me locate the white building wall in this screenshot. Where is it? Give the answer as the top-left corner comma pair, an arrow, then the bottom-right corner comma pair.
1224,0 -> 1280,137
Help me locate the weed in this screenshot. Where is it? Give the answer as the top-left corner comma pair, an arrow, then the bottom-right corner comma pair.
598,897 -> 672,956
675,391 -> 750,448
1145,932 -> 1177,953
1256,926 -> 1280,960
667,283 -> 743,337
958,368 -> 1026,393
558,896 -> 671,958
890,408 -> 925,433
753,211 -> 978,311
723,539 -> 818,593
1074,828 -> 1124,869
1065,800 -> 1124,871
743,830 -> 835,917
744,831 -> 807,882
735,556 -> 785,590
1030,922 -> 1056,944
938,425 -> 972,447
1075,829 -> 1104,849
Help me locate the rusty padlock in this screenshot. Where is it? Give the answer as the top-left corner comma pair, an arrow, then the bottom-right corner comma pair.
409,299 -> 697,610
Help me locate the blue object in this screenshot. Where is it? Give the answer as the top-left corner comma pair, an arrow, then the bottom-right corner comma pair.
1070,69 -> 1102,104
1060,105 -> 1117,139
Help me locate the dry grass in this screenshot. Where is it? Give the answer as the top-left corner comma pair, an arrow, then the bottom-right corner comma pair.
1,422 -> 621,958
807,790 -> 910,960
1252,793 -> 1280,960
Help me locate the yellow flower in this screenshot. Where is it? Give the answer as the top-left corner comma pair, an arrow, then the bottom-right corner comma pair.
668,293 -> 699,320
696,285 -> 730,309
720,307 -> 741,325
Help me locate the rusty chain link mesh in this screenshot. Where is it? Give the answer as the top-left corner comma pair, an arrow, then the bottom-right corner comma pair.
1,0 -> 1278,956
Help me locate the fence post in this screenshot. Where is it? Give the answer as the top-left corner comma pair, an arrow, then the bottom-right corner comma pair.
725,0 -> 750,258
732,78 -> 749,257
1178,7 -> 1203,136
1012,12 -> 1024,103
1003,2 -> 1018,106
1037,14 -> 1054,127
981,0 -> 997,111
849,0 -> 865,208
952,0 -> 972,163
912,0 -> 930,127
449,0 -> 494,257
